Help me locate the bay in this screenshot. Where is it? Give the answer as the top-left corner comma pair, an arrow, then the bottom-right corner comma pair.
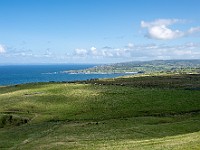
0,64 -> 124,86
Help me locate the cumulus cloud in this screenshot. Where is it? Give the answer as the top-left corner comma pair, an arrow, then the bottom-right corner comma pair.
128,42 -> 200,60
141,19 -> 182,27
43,49 -> 53,57
0,44 -> 6,54
73,42 -> 200,60
128,43 -> 134,48
90,47 -> 98,55
141,19 -> 200,40
74,47 -> 116,58
74,48 -> 88,57
187,27 -> 200,34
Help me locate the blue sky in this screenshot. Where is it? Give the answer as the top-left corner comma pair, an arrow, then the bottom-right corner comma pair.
0,0 -> 200,64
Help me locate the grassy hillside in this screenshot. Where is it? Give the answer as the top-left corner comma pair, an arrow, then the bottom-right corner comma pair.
0,74 -> 200,149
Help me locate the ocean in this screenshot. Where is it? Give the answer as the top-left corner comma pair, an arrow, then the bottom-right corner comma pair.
0,64 -> 124,86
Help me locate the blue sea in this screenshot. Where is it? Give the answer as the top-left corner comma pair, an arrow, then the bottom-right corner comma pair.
0,64 -> 124,86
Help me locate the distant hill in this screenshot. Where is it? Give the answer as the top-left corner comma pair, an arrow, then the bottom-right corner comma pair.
66,59 -> 200,74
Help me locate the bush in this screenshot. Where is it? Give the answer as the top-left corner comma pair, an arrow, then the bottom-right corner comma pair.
0,114 -> 29,128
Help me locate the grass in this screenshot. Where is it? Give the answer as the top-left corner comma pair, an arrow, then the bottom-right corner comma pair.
0,74 -> 200,149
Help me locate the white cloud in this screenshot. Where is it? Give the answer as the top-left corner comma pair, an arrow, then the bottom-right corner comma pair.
128,43 -> 134,48
0,44 -> 6,54
90,47 -> 96,51
187,27 -> 200,34
74,47 -> 123,58
141,19 -> 181,28
173,50 -> 192,55
3,42 -> 200,63
74,48 -> 88,57
43,50 -> 53,57
123,42 -> 200,60
141,19 -> 200,40
148,25 -> 184,40
90,46 -> 98,56
73,42 -> 200,60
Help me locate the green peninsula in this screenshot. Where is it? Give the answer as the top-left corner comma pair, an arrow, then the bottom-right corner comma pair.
65,59 -> 200,74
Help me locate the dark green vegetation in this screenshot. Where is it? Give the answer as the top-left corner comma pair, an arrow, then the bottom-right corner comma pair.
0,74 -> 200,149
67,59 -> 200,74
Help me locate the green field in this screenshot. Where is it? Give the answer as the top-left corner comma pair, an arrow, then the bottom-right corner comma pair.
0,74 -> 200,149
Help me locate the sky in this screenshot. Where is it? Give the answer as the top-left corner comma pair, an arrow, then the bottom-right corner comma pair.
0,0 -> 200,64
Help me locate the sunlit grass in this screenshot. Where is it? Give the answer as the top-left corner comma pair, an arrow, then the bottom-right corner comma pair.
0,74 -> 200,149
